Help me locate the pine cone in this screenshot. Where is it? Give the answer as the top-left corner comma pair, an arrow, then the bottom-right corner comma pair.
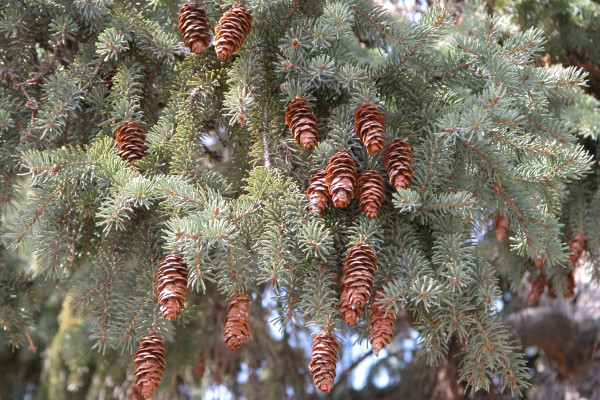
354,103 -> 386,154
128,386 -> 145,400
213,2 -> 252,59
528,274 -> 546,305
224,292 -> 252,351
307,168 -> 330,215
178,3 -> 211,54
325,150 -> 358,208
564,271 -> 576,298
156,251 -> 189,320
116,121 -> 147,165
494,214 -> 508,242
285,95 -> 320,150
357,169 -> 385,218
309,333 -> 339,393
102,69 -> 117,90
369,289 -> 395,356
342,242 -> 378,310
338,281 -> 362,325
193,354 -> 205,380
533,257 -> 545,269
134,332 -> 166,399
568,232 -> 586,266
383,138 -> 413,189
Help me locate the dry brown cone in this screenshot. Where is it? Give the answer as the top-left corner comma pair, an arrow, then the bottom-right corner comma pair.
193,354 -> 206,380
494,214 -> 508,242
338,281 -> 362,325
528,274 -> 546,305
383,138 -> 413,189
342,242 -> 378,311
285,95 -> 320,150
325,150 -> 357,208
564,271 -> 576,298
568,232 -> 586,266
116,121 -> 147,165
133,332 -> 166,399
357,169 -> 385,219
369,289 -> 396,356
156,251 -> 189,320
102,69 -> 117,90
213,2 -> 252,59
307,168 -> 330,215
309,333 -> 339,393
178,3 -> 211,54
354,102 -> 386,154
128,386 -> 145,400
223,292 -> 252,351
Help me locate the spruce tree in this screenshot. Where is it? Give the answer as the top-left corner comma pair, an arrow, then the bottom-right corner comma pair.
0,0 -> 598,398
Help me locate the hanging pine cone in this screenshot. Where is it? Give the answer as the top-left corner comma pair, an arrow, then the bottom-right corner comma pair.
193,354 -> 206,380
342,242 -> 378,310
528,274 -> 546,305
354,102 -> 386,154
338,281 -> 362,325
213,2 -> 252,59
224,292 -> 252,351
307,168 -> 330,215
178,3 -> 211,54
369,289 -> 396,356
156,251 -> 189,320
285,95 -> 320,150
116,121 -> 147,165
133,332 -> 166,399
309,333 -> 339,393
325,150 -> 357,208
568,232 -> 586,266
494,214 -> 508,242
357,169 -> 385,218
383,138 -> 413,189
564,271 -> 576,298
102,69 -> 117,90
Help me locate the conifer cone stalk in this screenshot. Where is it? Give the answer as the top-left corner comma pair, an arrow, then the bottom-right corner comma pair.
307,168 -> 330,215
325,150 -> 358,208
342,242 -> 378,310
178,3 -> 211,54
383,138 -> 413,189
309,333 -> 339,393
369,289 -> 396,356
116,121 -> 147,165
528,274 -> 546,305
223,292 -> 252,351
156,251 -> 189,320
213,2 -> 252,59
357,169 -> 385,218
338,281 -> 362,325
494,214 -> 508,242
133,332 -> 166,399
285,95 -> 320,150
568,232 -> 586,266
354,102 -> 386,154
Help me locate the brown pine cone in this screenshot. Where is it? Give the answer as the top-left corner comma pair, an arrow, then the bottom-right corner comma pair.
564,271 -> 576,298
128,386 -> 145,400
134,332 -> 166,399
213,2 -> 252,59
342,242 -> 378,310
357,169 -> 385,218
383,138 -> 413,189
494,214 -> 508,242
309,333 -> 339,393
338,281 -> 362,325
528,274 -> 546,305
285,95 -> 320,150
325,150 -> 358,208
224,292 -> 252,351
568,232 -> 586,266
533,257 -> 545,268
354,103 -> 386,154
369,289 -> 396,356
307,168 -> 330,215
102,69 -> 117,90
156,251 -> 189,320
178,3 -> 211,54
193,354 -> 206,380
116,121 -> 147,165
